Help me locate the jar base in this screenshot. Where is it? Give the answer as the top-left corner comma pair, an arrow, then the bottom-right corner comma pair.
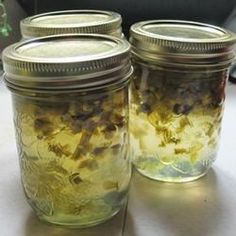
37,207 -> 122,228
135,166 -> 209,183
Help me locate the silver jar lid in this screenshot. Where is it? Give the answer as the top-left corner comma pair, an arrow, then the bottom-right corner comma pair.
130,20 -> 236,67
3,34 -> 131,91
21,10 -> 122,38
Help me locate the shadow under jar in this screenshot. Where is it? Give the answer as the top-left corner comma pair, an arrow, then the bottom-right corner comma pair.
3,34 -> 132,227
129,20 -> 236,183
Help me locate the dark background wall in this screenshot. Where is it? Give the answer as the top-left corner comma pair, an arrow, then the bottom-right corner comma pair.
17,0 -> 236,35
0,0 -> 26,48
1,0 -> 236,49
1,1 -> 236,79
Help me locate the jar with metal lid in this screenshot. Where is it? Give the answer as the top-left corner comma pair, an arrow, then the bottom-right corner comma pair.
3,34 -> 132,227
129,20 -> 236,182
20,10 -> 123,39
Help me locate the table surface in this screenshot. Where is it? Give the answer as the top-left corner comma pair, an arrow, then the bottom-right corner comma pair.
0,79 -> 236,236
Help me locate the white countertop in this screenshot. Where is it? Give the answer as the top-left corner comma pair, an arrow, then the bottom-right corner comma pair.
0,79 -> 236,236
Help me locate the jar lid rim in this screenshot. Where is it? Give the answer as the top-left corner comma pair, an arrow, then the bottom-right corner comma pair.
130,20 -> 236,54
3,34 -> 131,90
21,10 -> 122,38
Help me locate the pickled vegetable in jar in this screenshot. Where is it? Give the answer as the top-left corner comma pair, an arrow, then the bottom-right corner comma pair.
129,20 -> 236,182
3,34 -> 132,227
20,10 -> 123,39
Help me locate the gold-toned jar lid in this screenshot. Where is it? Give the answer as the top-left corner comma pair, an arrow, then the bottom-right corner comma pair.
21,10 -> 122,38
3,34 -> 131,91
130,20 -> 236,67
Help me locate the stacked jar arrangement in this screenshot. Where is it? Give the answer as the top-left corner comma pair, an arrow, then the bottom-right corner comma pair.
2,10 -> 236,228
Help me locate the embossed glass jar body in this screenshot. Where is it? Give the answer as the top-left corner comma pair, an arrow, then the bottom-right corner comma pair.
12,86 -> 130,226
130,20 -> 236,182
3,34 -> 132,227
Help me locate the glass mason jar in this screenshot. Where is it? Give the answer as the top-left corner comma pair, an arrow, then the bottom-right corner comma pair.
3,34 -> 132,227
20,10 -> 123,39
129,20 -> 236,182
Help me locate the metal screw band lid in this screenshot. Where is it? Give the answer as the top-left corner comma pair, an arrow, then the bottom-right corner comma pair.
21,10 -> 122,38
3,34 -> 131,90
130,20 -> 236,67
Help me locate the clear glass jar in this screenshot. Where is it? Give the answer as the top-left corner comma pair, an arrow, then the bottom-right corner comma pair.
20,10 -> 123,39
3,34 -> 132,227
129,20 -> 236,182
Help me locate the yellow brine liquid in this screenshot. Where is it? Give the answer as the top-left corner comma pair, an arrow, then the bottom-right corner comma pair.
130,63 -> 226,182
13,87 -> 131,227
